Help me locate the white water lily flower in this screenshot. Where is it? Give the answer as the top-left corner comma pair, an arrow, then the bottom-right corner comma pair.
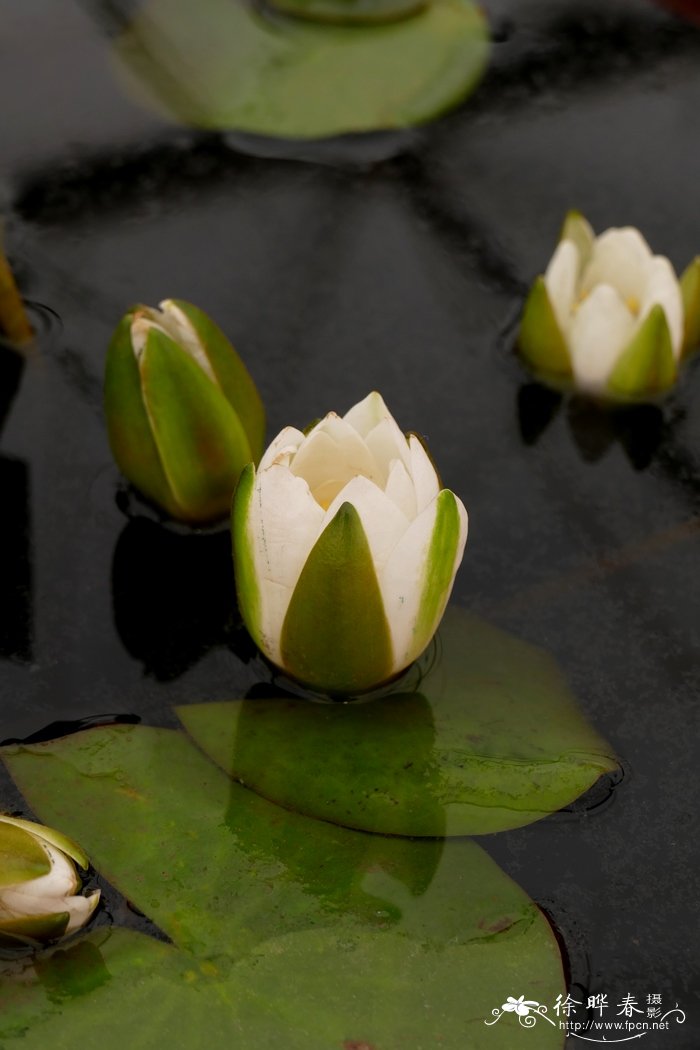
518,212 -> 700,401
232,392 -> 468,696
0,815 -> 100,950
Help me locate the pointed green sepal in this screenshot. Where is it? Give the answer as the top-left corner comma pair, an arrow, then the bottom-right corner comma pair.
231,462 -> 263,648
140,327 -> 253,524
0,815 -> 89,870
0,820 -> 51,886
165,299 -> 266,461
560,210 -> 594,272
413,490 -> 461,656
0,912 -> 70,950
104,312 -> 180,517
517,277 -> 573,380
280,502 -> 393,696
680,256 -> 700,358
607,305 -> 677,401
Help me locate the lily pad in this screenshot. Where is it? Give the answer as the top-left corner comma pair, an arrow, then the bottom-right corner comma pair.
0,922 -> 564,1049
3,724 -> 548,956
269,0 -> 426,26
113,0 -> 490,138
178,607 -> 618,836
1,727 -> 565,1048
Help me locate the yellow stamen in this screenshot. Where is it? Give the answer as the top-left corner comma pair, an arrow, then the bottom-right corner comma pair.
626,295 -> 641,316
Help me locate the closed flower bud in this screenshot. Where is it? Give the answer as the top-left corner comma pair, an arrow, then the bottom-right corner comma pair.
518,212 -> 700,402
232,392 -> 468,697
104,299 -> 265,524
0,815 -> 100,950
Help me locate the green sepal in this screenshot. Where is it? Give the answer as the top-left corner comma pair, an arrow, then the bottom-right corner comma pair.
680,256 -> 700,357
560,210 -> 594,272
139,327 -> 253,524
104,313 -> 180,518
517,277 -> 573,381
0,821 -> 51,886
413,490 -> 461,659
165,300 -> 266,462
231,463 -> 263,648
607,305 -> 677,401
1,815 -> 89,870
0,912 -> 70,950
280,502 -> 393,696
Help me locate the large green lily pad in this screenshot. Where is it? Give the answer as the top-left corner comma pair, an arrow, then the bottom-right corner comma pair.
1,726 -> 564,1048
0,922 -> 564,1049
178,607 -> 617,836
114,0 -> 490,138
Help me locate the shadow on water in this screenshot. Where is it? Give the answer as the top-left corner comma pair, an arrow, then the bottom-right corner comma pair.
517,382 -> 671,471
111,515 -> 253,680
0,457 -> 33,664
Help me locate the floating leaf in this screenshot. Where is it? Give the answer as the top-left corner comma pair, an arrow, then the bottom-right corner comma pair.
114,0 -> 490,138
179,607 -> 617,836
0,919 -> 564,1049
269,0 -> 425,25
1,726 -> 564,1048
3,724 -> 544,956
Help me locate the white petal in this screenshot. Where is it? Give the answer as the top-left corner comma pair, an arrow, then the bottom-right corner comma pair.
544,239 -> 580,334
64,890 -> 101,933
639,256 -> 683,356
379,493 -> 468,670
343,390 -> 391,438
0,885 -> 100,934
259,426 -> 306,472
251,464 -> 325,663
581,227 -> 653,302
290,421 -> 379,509
384,459 -> 417,521
320,475 -> 410,576
568,284 -> 637,393
363,419 -> 411,481
344,393 -> 411,477
10,844 -> 79,899
408,435 -> 440,515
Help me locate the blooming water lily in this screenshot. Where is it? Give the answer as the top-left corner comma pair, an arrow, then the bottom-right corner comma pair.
0,815 -> 99,950
232,392 -> 468,696
104,299 -> 265,524
518,211 -> 700,401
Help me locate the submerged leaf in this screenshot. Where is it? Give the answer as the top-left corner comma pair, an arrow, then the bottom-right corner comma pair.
179,607 -> 617,836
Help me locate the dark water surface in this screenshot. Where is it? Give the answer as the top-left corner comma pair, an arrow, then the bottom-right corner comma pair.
1,0 -> 699,1044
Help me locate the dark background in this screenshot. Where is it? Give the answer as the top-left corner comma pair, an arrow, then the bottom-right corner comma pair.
1,1 -> 699,1044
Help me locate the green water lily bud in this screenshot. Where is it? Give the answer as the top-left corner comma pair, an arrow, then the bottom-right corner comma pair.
232,392 -> 468,697
104,299 -> 265,524
0,815 -> 100,950
517,212 -> 693,403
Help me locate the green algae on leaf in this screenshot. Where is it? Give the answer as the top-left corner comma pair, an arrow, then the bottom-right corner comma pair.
3,725 -> 544,957
0,726 -> 564,1048
113,0 -> 490,138
178,607 -> 618,836
0,920 -> 564,1049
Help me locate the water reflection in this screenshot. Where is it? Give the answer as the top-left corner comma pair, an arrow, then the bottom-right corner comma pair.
0,457 -> 33,664
0,342 -> 24,437
33,938 -> 111,1002
517,382 -> 667,469
111,517 -> 252,679
224,770 -> 445,928
179,607 -> 617,837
